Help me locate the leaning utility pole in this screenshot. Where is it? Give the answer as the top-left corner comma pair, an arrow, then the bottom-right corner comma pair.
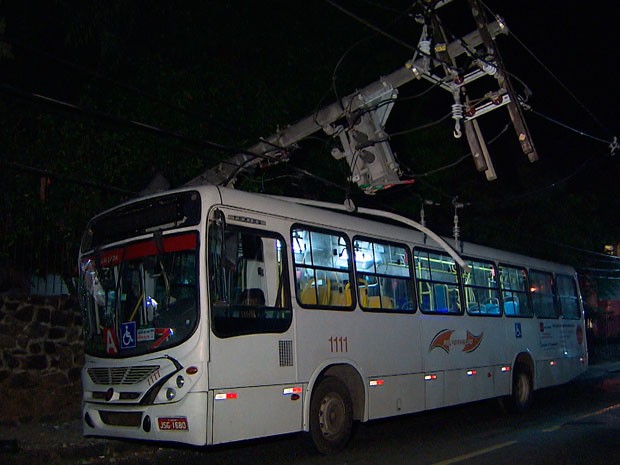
185,1 -> 537,194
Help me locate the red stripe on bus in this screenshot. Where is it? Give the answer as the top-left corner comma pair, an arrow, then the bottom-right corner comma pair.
94,233 -> 197,266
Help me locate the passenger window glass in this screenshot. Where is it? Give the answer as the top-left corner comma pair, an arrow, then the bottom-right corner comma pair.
208,219 -> 291,338
354,237 -> 415,312
414,249 -> 461,314
499,265 -> 533,317
556,274 -> 581,319
463,259 -> 500,316
529,270 -> 558,318
292,227 -> 353,309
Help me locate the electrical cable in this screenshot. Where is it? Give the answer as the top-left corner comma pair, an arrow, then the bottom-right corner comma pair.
325,0 -> 460,75
0,32 -> 238,136
0,82 -> 243,154
390,111 -> 453,137
479,0 -> 614,138
1,158 -> 137,195
324,0 -> 418,52
329,2 -> 419,107
0,82 -> 300,191
529,108 -> 614,147
351,0 -> 412,15
473,152 -> 604,209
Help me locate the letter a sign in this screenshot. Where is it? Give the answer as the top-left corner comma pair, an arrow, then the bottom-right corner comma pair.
104,328 -> 119,355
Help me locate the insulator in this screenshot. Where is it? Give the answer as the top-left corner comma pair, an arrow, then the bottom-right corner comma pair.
482,62 -> 497,76
451,103 -> 463,121
418,39 -> 431,56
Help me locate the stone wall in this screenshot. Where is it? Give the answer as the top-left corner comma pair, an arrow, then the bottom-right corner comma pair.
0,295 -> 84,424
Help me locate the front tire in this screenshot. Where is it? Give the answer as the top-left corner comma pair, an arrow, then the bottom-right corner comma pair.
309,376 -> 353,454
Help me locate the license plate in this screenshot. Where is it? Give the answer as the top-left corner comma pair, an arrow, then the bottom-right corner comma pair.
158,417 -> 188,431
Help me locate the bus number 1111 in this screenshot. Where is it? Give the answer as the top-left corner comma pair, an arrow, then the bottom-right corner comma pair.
329,336 -> 348,353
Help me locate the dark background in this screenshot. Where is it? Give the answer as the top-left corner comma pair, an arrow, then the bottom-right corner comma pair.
1,0 -> 618,281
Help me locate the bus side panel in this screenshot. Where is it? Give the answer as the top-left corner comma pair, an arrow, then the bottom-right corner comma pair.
297,309 -> 426,427
208,333 -> 297,388
444,367 -> 495,406
422,315 -> 511,407
211,385 -> 304,444
424,372 -> 445,410
295,310 -> 423,391
367,374 -> 425,419
561,320 -> 588,381
535,319 -> 564,388
208,331 -> 300,444
493,364 -> 512,396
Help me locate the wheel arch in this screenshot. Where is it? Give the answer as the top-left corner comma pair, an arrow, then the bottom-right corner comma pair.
304,361 -> 366,431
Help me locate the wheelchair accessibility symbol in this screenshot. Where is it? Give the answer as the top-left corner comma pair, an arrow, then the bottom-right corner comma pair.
121,321 -> 137,350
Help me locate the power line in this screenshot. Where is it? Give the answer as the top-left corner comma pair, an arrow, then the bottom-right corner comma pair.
529,108 -> 615,148
1,32 -> 238,136
0,82 -> 239,154
390,111 -> 453,137
329,2 -> 420,105
479,0 -> 613,138
1,159 -> 137,195
324,0 -> 418,52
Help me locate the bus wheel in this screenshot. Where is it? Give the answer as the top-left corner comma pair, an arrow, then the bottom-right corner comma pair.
508,364 -> 533,413
309,376 -> 353,454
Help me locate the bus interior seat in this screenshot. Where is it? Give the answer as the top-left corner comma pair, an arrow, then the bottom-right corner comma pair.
467,302 -> 481,314
299,278 -> 331,305
367,295 -> 395,309
503,296 -> 519,316
329,281 -> 351,306
483,298 -> 500,315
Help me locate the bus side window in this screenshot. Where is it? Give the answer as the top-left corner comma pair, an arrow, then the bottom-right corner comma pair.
414,249 -> 461,315
292,226 -> 354,310
353,237 -> 414,313
499,264 -> 532,318
556,274 -> 581,319
208,224 -> 291,338
463,258 -> 500,317
529,270 -> 558,318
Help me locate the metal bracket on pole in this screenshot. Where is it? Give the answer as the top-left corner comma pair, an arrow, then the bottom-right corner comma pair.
328,84 -> 403,193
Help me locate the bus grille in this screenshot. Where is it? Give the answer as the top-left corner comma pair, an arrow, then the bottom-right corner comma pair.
99,410 -> 142,427
88,365 -> 160,385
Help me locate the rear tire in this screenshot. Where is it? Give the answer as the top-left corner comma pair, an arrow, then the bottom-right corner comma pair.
309,376 -> 353,454
507,363 -> 533,413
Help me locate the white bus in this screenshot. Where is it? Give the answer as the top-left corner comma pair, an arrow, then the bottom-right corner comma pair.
78,185 -> 587,453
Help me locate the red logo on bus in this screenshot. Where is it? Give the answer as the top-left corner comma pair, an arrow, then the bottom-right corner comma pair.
429,329 -> 484,353
463,331 -> 483,353
429,329 -> 454,353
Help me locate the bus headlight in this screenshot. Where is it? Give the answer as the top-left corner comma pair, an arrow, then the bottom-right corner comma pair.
176,375 -> 185,388
166,388 -> 176,401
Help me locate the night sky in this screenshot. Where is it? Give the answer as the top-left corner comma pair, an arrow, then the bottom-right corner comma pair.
1,0 -> 618,271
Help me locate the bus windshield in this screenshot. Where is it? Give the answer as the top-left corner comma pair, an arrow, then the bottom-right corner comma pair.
78,232 -> 199,357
